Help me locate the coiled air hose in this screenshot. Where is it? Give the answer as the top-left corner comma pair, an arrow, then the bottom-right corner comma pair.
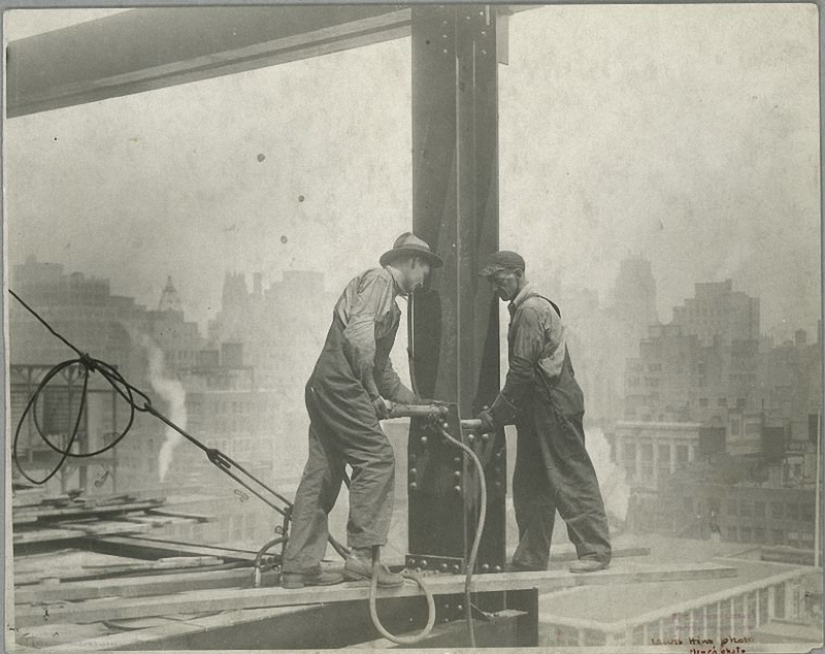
366,291 -> 488,646
365,424 -> 487,647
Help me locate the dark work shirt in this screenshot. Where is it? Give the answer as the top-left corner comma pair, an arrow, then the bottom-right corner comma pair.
490,283 -> 567,425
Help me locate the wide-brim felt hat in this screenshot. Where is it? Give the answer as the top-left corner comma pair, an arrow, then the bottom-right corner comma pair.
380,232 -> 443,268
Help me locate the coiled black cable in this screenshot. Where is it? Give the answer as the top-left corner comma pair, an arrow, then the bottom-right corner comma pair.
10,289 -> 154,485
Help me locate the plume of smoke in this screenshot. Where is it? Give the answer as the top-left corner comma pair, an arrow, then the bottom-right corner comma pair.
586,426 -> 630,523
136,333 -> 187,483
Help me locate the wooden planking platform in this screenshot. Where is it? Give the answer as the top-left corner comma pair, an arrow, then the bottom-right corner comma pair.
15,547 -> 652,604
548,546 -> 650,562
15,566 -> 259,604
15,561 -> 738,628
38,606 -> 316,652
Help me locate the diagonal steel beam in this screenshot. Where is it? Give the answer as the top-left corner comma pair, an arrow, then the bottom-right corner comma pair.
5,5 -> 534,118
5,5 -> 412,117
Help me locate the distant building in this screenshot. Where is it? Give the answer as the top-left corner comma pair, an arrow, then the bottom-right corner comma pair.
672,279 -> 760,347
609,255 -> 659,339
558,256 -> 660,429
622,280 -> 819,445
611,421 -> 702,490
157,275 -> 183,312
10,256 -> 143,369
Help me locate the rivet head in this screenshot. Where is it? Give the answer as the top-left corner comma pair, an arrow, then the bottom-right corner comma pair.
453,471 -> 461,480
481,563 -> 490,572
453,485 -> 462,494
410,482 -> 418,490
457,604 -> 464,612
420,436 -> 428,445
468,434 -> 475,443
409,558 -> 417,566
494,565 -> 502,573
481,433 -> 489,442
421,560 -> 428,568
453,565 -> 460,573
453,457 -> 461,465
410,468 -> 418,477
440,563 -> 448,572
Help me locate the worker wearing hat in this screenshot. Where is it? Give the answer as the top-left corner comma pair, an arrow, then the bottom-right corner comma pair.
281,233 -> 443,589
476,251 -> 612,574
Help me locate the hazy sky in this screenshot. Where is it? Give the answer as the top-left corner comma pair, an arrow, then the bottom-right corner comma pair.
4,4 -> 821,339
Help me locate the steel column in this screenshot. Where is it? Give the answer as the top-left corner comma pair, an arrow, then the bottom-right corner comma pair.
408,4 -> 506,576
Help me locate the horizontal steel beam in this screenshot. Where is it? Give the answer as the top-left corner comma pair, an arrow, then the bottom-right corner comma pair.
14,562 -> 738,628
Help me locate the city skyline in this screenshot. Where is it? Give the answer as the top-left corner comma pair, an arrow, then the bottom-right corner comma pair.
9,252 -> 819,345
5,5 -> 820,341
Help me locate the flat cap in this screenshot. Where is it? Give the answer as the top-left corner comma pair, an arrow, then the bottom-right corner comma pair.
479,251 -> 526,277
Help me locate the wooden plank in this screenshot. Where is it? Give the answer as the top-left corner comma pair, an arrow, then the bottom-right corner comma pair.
82,555 -> 223,573
42,605 -> 329,652
15,566 -> 259,604
13,499 -> 164,523
13,519 -> 159,546
549,546 -> 650,562
145,508 -> 214,523
13,528 -> 85,545
65,522 -> 155,538
14,562 -> 738,628
86,535 -> 260,563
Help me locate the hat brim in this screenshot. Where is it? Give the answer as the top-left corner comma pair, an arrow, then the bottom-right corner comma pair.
479,263 -> 523,277
380,247 -> 443,268
479,264 -> 502,277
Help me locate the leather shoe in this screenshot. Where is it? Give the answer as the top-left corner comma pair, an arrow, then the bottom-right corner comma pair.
568,559 -> 610,574
344,556 -> 404,587
281,570 -> 344,589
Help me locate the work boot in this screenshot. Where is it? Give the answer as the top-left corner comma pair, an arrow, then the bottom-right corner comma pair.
344,554 -> 404,587
568,558 -> 610,574
280,570 -> 345,589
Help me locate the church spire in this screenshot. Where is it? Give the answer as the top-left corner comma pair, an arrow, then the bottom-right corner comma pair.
158,275 -> 182,312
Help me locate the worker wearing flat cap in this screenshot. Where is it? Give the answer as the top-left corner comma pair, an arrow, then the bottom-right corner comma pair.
282,233 -> 443,589
476,251 -> 612,574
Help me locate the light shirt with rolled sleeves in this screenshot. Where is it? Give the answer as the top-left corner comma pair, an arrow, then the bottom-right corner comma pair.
334,266 -> 417,404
